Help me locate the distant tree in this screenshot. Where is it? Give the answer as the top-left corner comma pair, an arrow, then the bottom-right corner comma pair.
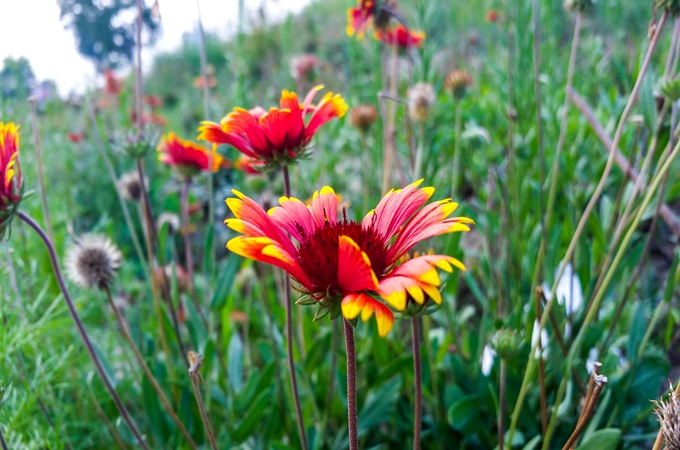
56,0 -> 159,71
0,57 -> 36,100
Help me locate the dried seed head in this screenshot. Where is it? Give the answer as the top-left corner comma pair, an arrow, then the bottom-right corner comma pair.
188,351 -> 203,376
153,264 -> 191,300
655,0 -> 680,17
564,0 -> 595,13
445,70 -> 473,98
349,104 -> 379,133
117,171 -> 146,203
65,234 -> 123,290
653,385 -> 680,450
407,82 -> 437,122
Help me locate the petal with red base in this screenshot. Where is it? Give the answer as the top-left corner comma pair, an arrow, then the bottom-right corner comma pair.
362,179 -> 434,240
308,186 -> 340,227
304,92 -> 348,140
337,235 -> 379,292
341,293 -> 394,337
198,121 -> 257,157
268,195 -> 316,241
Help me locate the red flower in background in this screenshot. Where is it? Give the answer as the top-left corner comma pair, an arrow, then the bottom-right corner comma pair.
375,25 -> 425,49
143,95 -> 164,110
158,133 -> 224,176
234,156 -> 263,174
104,70 -> 122,96
67,132 -> 85,143
347,0 -> 376,37
198,86 -> 347,169
224,180 -> 473,336
486,10 -> 500,22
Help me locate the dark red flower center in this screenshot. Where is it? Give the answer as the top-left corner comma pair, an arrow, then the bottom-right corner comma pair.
295,209 -> 389,296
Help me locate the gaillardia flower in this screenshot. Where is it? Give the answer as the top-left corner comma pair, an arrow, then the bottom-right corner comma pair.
0,123 -> 22,236
375,25 -> 426,49
225,180 -> 473,336
158,132 -> 224,177
198,86 -> 348,170
347,0 -> 377,37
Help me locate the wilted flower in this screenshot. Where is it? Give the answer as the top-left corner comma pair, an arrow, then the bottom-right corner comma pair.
407,82 -> 437,122
158,132 -> 225,177
0,123 -> 22,238
65,234 -> 123,290
153,263 -> 191,301
445,70 -> 474,98
117,170 -> 146,203
653,384 -> 680,450
349,104 -> 379,133
104,70 -> 122,96
157,212 -> 181,235
375,25 -> 426,49
199,86 -> 347,170
225,180 -> 472,336
290,53 -> 320,82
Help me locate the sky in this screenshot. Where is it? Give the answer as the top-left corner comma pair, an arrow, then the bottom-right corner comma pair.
0,0 -> 311,95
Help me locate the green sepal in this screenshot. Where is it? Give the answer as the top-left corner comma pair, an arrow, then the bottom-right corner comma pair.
296,294 -> 317,306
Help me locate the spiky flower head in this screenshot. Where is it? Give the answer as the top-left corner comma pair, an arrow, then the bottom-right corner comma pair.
66,234 -> 123,290
113,128 -> 159,159
349,104 -> 379,133
407,82 -> 437,122
117,170 -> 146,203
445,70 -> 474,99
655,0 -> 680,16
654,385 -> 680,450
564,0 -> 595,13
490,328 -> 523,360
660,78 -> 680,102
0,123 -> 23,240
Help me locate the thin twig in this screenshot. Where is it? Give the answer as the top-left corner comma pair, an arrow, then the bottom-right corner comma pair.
562,364 -> 607,450
188,352 -> 219,450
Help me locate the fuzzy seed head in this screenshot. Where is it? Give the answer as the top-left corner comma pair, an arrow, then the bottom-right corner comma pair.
445,70 -> 473,98
349,104 -> 379,133
117,171 -> 146,203
654,386 -> 680,450
407,82 -> 437,122
656,0 -> 680,16
564,0 -> 595,13
66,234 -> 122,290
157,212 -> 181,235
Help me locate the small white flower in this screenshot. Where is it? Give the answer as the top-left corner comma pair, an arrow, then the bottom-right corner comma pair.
481,345 -> 496,376
586,347 -> 599,374
542,261 -> 583,338
531,320 -> 549,360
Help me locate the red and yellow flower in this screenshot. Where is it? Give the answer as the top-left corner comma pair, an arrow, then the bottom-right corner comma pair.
158,132 -> 225,176
1,123 -> 22,233
198,86 -> 347,170
375,25 -> 426,49
347,0 -> 377,37
224,180 -> 473,336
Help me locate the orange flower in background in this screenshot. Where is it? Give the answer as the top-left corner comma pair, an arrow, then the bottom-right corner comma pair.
198,85 -> 348,169
193,75 -> 217,89
347,0 -> 377,37
234,156 -> 263,174
158,133 -> 224,176
375,25 -> 425,49
1,123 -> 23,233
224,180 -> 473,336
104,70 -> 122,95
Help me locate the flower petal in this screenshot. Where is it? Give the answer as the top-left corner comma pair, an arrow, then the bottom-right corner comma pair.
268,196 -> 316,240
304,92 -> 348,140
337,235 -> 379,293
308,186 -> 339,227
341,293 -> 394,337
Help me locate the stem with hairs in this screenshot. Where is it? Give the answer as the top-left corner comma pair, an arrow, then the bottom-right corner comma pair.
27,98 -> 54,242
344,318 -> 359,450
281,165 -> 308,450
104,287 -> 197,449
508,12 -> 668,443
188,355 -> 218,450
411,317 -> 422,450
17,211 -> 150,450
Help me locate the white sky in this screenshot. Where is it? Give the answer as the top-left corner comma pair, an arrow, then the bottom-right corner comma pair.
0,0 -> 311,95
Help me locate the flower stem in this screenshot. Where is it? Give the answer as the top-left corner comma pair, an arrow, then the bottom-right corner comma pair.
188,366 -> 218,450
104,287 -> 198,449
498,358 -> 507,450
17,211 -> 150,450
411,318 -> 422,450
181,177 -> 209,329
281,165 -> 308,450
450,102 -> 462,198
343,318 -> 359,450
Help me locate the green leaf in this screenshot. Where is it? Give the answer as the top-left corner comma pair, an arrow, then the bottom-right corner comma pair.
313,304 -> 332,321
228,333 -> 244,392
575,428 -> 620,450
210,254 -> 242,310
627,301 -> 647,363
447,396 -> 481,432
358,376 -> 402,434
203,222 -> 214,275
231,389 -> 272,442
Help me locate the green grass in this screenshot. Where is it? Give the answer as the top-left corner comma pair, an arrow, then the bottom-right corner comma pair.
2,0 -> 680,448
